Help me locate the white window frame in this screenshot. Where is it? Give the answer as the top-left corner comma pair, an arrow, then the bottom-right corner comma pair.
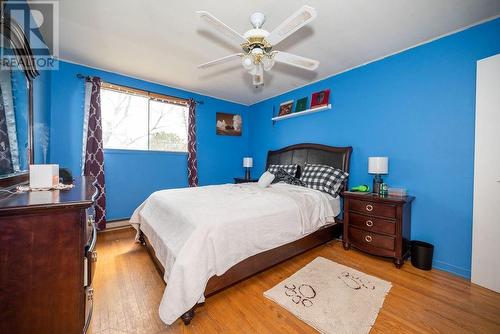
100,83 -> 189,153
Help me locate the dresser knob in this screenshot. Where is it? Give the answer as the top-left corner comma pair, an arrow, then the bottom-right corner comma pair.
91,251 -> 98,262
366,220 -> 373,227
366,204 -> 373,212
365,235 -> 373,243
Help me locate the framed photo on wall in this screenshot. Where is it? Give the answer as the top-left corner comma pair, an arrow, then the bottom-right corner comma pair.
278,100 -> 294,116
216,112 -> 242,136
310,89 -> 330,109
295,97 -> 308,112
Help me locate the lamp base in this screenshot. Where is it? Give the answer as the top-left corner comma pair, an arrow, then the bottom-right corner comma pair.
245,168 -> 251,180
373,175 -> 383,194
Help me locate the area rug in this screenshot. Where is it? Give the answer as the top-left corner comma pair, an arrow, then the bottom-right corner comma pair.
264,257 -> 391,334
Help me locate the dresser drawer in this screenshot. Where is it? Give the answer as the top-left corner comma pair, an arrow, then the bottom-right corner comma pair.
349,198 -> 396,218
349,212 -> 395,235
348,226 -> 395,251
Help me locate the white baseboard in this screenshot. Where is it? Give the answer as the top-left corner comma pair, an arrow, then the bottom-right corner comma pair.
101,220 -> 131,232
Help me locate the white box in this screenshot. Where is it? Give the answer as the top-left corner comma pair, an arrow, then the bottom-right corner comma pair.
29,164 -> 59,189
388,187 -> 407,197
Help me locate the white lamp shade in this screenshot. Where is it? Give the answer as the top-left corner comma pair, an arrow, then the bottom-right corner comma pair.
368,157 -> 388,174
243,157 -> 253,168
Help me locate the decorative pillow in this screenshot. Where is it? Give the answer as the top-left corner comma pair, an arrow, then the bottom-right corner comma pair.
300,164 -> 349,197
257,171 -> 275,188
271,168 -> 307,187
267,164 -> 299,177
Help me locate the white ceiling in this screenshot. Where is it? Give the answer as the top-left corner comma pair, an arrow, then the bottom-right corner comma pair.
38,0 -> 500,105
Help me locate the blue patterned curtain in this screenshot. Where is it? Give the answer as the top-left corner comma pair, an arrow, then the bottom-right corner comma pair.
82,77 -> 107,230
0,84 -> 14,174
0,69 -> 20,175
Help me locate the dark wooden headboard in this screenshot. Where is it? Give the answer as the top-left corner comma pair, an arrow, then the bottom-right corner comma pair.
266,143 -> 353,189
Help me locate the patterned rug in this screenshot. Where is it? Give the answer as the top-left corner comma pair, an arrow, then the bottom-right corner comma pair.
264,257 -> 391,334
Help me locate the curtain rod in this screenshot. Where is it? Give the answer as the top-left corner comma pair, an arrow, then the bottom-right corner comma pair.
76,73 -> 204,105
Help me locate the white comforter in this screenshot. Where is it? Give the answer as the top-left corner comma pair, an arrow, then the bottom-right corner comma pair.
130,182 -> 340,325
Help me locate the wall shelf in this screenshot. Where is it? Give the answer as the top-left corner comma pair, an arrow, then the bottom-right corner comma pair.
271,104 -> 332,122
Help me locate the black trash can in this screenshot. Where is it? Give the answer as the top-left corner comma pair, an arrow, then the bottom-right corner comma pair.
411,240 -> 434,270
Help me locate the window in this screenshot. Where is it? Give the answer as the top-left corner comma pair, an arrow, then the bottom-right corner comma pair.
101,83 -> 189,152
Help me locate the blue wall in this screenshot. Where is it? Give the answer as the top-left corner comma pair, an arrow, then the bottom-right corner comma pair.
49,61 -> 250,220
248,18 -> 500,278
43,18 -> 499,278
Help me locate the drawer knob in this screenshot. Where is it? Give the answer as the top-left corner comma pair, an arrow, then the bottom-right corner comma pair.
91,251 -> 98,262
366,204 -> 373,212
87,287 -> 94,301
365,235 -> 373,243
366,220 -> 373,227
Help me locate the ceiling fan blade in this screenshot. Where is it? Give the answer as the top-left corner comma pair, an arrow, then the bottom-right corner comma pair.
196,11 -> 248,45
197,53 -> 243,68
273,51 -> 319,71
266,6 -> 317,46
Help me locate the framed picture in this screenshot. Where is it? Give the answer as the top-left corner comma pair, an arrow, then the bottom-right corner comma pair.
295,97 -> 308,112
310,89 -> 330,109
278,100 -> 294,116
216,112 -> 242,136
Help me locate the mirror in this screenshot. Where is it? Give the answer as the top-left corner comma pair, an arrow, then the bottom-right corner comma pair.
0,40 -> 30,177
0,8 -> 38,186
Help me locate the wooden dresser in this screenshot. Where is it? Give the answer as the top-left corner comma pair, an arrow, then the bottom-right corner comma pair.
0,177 -> 98,334
342,192 -> 415,268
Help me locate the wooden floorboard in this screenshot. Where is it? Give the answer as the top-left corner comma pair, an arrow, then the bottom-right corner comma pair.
89,227 -> 500,334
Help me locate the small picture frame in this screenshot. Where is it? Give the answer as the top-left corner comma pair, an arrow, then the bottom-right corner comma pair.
278,100 -> 294,116
310,89 -> 330,109
295,97 -> 308,112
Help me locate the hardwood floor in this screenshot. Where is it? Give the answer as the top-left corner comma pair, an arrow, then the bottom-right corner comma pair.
89,227 -> 500,334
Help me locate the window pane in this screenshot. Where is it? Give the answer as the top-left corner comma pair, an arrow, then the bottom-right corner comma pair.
149,100 -> 188,152
101,89 -> 149,150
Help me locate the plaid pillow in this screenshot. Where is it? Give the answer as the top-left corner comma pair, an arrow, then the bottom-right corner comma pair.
267,164 -> 298,177
271,168 -> 306,187
300,164 -> 349,197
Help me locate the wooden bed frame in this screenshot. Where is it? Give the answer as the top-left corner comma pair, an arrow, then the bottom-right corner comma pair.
139,143 -> 352,325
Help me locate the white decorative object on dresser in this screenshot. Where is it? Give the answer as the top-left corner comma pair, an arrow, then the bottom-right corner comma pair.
29,164 -> 59,189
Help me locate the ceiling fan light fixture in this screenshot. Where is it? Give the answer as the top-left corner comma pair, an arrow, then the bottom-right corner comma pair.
197,7 -> 319,88
252,63 -> 264,87
262,55 -> 275,71
251,47 -> 263,55
242,55 -> 254,70
250,12 -> 266,29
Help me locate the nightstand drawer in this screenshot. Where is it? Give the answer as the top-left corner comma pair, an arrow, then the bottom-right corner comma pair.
349,226 -> 395,251
349,212 -> 395,235
349,199 -> 396,218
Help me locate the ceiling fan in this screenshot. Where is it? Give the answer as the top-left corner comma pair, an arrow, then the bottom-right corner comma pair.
196,6 -> 319,87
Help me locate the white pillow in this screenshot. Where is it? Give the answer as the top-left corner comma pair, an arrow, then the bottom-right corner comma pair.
258,171 -> 275,188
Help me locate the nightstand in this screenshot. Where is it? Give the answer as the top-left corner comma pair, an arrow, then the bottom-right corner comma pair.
234,177 -> 258,184
342,192 -> 415,268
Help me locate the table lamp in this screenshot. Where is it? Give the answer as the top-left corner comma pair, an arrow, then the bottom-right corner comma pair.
243,157 -> 253,180
368,157 -> 388,194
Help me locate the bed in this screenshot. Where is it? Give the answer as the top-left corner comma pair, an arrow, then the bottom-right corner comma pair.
130,143 -> 352,325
